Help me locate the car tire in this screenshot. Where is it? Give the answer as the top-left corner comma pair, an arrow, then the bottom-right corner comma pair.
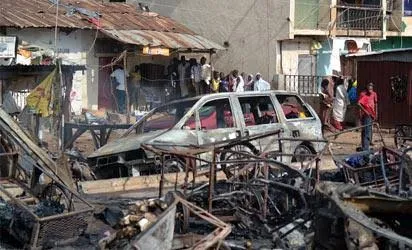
220,142 -> 259,179
292,143 -> 316,163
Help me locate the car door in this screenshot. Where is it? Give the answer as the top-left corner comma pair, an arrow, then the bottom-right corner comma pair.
194,97 -> 241,145
236,95 -> 287,161
274,93 -> 325,158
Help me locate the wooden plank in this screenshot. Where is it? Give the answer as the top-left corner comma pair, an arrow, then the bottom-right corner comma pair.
79,171 -> 227,195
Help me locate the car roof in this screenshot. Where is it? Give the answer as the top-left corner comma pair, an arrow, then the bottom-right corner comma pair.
154,91 -> 300,110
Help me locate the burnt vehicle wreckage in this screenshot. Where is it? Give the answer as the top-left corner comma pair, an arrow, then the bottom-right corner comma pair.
1,104 -> 412,249
139,128 -> 412,249
87,91 -> 325,179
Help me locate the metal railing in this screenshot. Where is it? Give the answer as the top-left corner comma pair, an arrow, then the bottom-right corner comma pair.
284,75 -> 322,96
336,5 -> 383,31
11,89 -> 30,111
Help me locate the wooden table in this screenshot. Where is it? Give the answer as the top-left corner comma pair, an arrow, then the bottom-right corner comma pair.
64,122 -> 133,150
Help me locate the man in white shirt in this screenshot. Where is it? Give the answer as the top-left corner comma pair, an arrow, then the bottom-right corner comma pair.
254,73 -> 271,91
178,56 -> 190,97
200,57 -> 212,94
231,70 -> 244,92
110,66 -> 129,113
191,59 -> 202,96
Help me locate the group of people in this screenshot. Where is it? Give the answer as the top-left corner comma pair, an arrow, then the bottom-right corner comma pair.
169,56 -> 271,98
320,75 -> 378,151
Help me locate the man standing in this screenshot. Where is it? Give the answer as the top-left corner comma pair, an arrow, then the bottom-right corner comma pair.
253,73 -> 270,91
167,57 -> 179,98
358,82 -> 378,151
231,70 -> 244,92
129,65 -> 141,110
178,56 -> 190,97
200,57 -> 212,94
190,58 -> 202,96
111,65 -> 129,114
320,78 -> 333,128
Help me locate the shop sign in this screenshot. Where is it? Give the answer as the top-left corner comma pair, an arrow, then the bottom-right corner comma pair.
142,46 -> 170,56
0,36 -> 17,58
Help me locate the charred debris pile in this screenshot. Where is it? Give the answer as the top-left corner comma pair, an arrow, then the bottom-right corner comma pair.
0,108 -> 411,249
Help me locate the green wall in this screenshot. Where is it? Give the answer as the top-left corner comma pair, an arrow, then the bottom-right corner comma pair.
295,0 -> 320,29
371,37 -> 412,51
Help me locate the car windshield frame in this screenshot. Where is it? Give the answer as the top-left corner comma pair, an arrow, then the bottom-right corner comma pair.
122,98 -> 201,137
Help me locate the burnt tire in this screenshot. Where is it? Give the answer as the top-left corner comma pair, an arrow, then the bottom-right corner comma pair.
220,142 -> 259,179
292,143 -> 316,163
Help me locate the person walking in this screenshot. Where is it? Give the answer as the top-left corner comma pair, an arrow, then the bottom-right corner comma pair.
178,56 -> 190,97
253,73 -> 270,91
358,82 -> 378,151
190,58 -> 202,96
110,65 -> 129,114
332,77 -> 349,131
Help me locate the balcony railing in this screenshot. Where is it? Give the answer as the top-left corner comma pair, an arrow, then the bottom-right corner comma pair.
336,5 -> 383,31
284,75 -> 322,96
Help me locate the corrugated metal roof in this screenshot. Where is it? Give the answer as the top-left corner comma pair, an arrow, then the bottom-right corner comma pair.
345,48 -> 412,57
346,48 -> 412,62
0,0 -> 225,50
0,0 -> 194,33
101,29 -> 225,50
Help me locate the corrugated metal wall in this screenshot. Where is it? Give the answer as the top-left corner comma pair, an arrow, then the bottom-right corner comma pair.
357,61 -> 412,128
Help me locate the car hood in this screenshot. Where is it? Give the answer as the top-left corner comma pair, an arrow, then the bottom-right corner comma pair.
88,130 -> 166,158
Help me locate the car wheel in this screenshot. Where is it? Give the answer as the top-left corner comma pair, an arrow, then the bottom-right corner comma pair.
394,128 -> 406,149
220,142 -> 259,179
292,144 -> 315,163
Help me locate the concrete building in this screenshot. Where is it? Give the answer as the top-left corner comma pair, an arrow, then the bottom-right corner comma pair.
0,0 -> 222,116
121,0 -> 412,92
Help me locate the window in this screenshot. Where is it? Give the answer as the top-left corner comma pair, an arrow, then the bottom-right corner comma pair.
238,96 -> 278,126
198,99 -> 235,130
276,94 -> 313,120
183,113 -> 196,130
142,100 -> 197,132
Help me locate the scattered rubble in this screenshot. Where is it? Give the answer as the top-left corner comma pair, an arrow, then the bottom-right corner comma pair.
98,197 -> 170,249
315,182 -> 412,248
1,106 -> 411,249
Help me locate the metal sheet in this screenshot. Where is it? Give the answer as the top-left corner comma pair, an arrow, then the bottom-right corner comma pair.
100,29 -> 225,50
0,0 -> 195,33
356,61 -> 412,127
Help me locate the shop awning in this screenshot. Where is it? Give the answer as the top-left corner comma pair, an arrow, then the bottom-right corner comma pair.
101,29 -> 225,51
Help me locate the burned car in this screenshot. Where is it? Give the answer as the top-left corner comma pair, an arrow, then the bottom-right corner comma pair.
88,91 -> 325,179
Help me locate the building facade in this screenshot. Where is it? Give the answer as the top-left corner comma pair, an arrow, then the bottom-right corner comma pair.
0,0 -> 222,116
124,0 -> 412,91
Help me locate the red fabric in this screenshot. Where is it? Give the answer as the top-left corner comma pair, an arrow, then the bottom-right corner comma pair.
331,117 -> 343,131
358,91 -> 377,119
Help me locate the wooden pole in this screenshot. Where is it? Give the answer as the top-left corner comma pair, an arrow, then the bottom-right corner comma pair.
123,53 -> 130,123
58,61 -> 65,151
0,80 -> 3,105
